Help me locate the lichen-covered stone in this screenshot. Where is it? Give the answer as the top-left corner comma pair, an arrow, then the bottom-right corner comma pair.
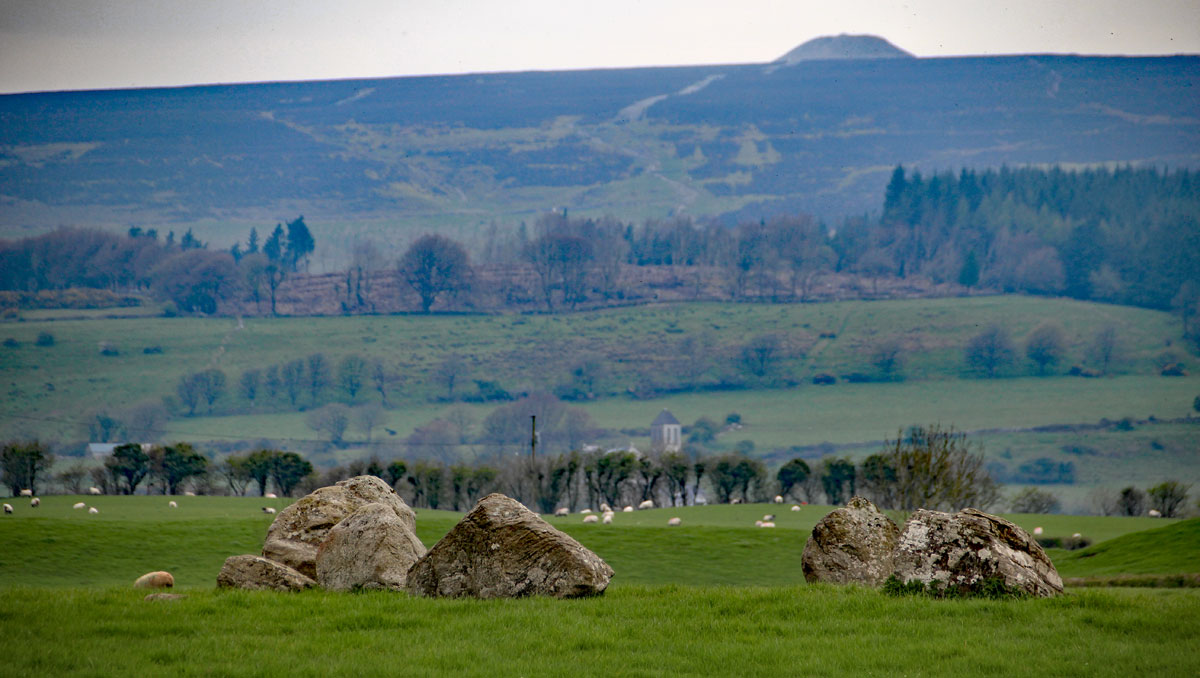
406,493 -> 613,599
801,496 -> 900,587
217,554 -> 315,592
892,508 -> 1063,597
262,475 -> 416,578
316,502 -> 427,591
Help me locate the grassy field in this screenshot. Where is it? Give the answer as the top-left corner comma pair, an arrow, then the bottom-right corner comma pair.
0,498 -> 1198,677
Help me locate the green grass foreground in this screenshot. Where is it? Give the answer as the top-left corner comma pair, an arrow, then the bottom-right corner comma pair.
0,586 -> 1197,677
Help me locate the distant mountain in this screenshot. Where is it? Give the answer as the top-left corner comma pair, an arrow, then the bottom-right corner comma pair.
0,49 -> 1197,261
775,34 -> 915,64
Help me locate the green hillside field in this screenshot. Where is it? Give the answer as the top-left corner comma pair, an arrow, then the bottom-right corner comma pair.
0,499 -> 1196,677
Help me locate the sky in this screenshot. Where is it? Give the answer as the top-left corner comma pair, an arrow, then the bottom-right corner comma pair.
1,0 -> 1198,94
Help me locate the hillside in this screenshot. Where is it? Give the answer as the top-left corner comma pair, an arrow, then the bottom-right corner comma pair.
774,34 -> 915,63
1,53 -> 1197,264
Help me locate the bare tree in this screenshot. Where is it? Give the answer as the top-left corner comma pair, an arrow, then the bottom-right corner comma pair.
1025,323 -> 1067,376
398,234 -> 472,313
1087,325 -> 1121,375
370,359 -> 400,405
338,354 -> 368,401
305,404 -> 352,445
881,424 -> 999,511
356,403 -> 386,444
433,353 -> 468,401
964,325 -> 1016,378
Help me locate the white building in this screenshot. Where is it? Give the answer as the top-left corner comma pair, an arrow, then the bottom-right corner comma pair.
650,409 -> 682,452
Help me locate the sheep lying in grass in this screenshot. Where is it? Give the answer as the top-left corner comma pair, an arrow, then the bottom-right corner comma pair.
667,517 -> 681,526
88,487 -> 101,495
1033,526 -> 1043,536
19,489 -> 32,497
1148,509 -> 1162,518
638,499 -> 654,510
790,505 -> 801,512
580,508 -> 592,514
184,491 -> 196,497
582,514 -> 599,524
88,507 -> 99,514
3,504 -> 12,514
262,507 -> 276,514
168,501 -> 178,508
30,497 -> 39,507
73,502 -> 86,510
554,507 -> 569,517
599,502 -> 612,513
774,495 -> 783,503
602,513 -> 613,524
265,493 -> 278,499
759,522 -> 776,528
762,514 -> 775,522
622,505 -> 634,513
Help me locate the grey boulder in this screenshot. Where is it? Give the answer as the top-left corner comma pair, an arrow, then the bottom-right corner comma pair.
217,554 -> 316,592
406,493 -> 613,599
262,475 -> 416,578
801,496 -> 900,587
892,508 -> 1063,597
315,502 -> 427,591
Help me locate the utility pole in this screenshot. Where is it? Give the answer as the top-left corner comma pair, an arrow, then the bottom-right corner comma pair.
530,415 -> 537,461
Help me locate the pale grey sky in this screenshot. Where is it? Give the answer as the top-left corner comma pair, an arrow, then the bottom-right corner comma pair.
1,0 -> 1197,93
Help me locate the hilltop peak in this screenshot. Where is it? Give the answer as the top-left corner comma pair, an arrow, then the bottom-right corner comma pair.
775,34 -> 915,64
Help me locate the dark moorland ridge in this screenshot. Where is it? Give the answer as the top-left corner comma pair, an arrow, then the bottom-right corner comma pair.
0,35 -> 1197,234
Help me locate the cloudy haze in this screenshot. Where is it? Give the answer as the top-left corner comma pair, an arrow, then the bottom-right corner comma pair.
1,0 -> 1198,93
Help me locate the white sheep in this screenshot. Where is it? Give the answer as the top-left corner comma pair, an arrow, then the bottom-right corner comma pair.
262,507 -> 276,514
30,497 -> 40,507
599,502 -> 612,513
582,514 -> 599,524
580,508 -> 592,514
1033,526 -> 1043,536
554,507 -> 569,517
168,501 -> 178,508
88,487 -> 102,495
638,499 -> 654,510
667,517 -> 681,526
88,507 -> 99,514
602,513 -> 613,524
755,520 -> 763,527
773,495 -> 784,504
731,498 -> 742,504
19,489 -> 32,497
1148,509 -> 1162,518
762,514 -> 775,521
184,491 -> 196,497
73,502 -> 86,510
265,493 -> 278,499
759,521 -> 776,528
3,503 -> 12,514
622,505 -> 634,513
1071,532 -> 1082,539
790,505 -> 801,512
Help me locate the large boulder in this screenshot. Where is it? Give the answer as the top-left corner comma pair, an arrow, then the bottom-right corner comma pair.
262,475 -> 416,578
801,496 -> 900,587
315,502 -> 427,591
892,508 -> 1063,597
406,493 -> 613,599
217,554 -> 316,592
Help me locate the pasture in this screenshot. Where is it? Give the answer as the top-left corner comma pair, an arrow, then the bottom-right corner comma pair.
1,497 -> 1198,677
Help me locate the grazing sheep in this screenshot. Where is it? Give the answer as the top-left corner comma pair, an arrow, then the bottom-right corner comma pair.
582,514 -> 599,524
773,495 -> 784,504
1033,526 -> 1043,536
580,508 -> 593,514
755,520 -> 763,527
88,507 -> 99,514
88,487 -> 102,495
637,499 -> 654,510
762,514 -> 775,522
599,502 -> 612,513
264,493 -> 278,499
602,513 -> 613,524
759,521 -> 776,528
554,507 -> 569,517
19,489 -> 32,497
667,517 -> 681,526
622,505 -> 634,513
262,507 -> 276,514
1148,509 -> 1162,518
731,498 -> 742,505
790,505 -> 801,512
73,502 -> 86,510
30,497 -> 40,507
3,504 -> 12,514
168,501 -> 178,508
